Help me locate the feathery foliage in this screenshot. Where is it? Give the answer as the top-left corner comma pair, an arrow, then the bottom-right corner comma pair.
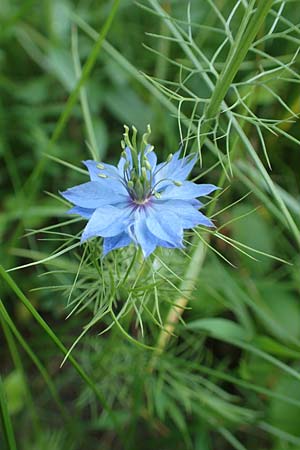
1,1 -> 300,449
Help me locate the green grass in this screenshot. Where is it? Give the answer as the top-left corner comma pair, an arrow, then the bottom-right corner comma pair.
1,1 -> 300,449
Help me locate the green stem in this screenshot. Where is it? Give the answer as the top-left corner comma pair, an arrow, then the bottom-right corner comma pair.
202,0 -> 273,141
154,0 -> 274,354
155,242 -> 207,354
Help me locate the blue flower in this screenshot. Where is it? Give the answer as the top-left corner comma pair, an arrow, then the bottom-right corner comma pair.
61,129 -> 219,257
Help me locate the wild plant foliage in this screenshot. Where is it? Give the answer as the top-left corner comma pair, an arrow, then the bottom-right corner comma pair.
1,1 -> 300,449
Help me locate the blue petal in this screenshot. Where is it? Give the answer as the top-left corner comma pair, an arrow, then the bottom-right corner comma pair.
188,199 -> 203,208
145,148 -> 157,171
103,232 -> 132,256
61,181 -> 127,208
117,146 -> 133,174
161,181 -> 219,200
154,151 -> 198,190
83,160 -> 119,180
67,206 -> 94,219
83,160 -> 128,195
145,206 -> 183,247
134,209 -> 158,257
154,199 -> 214,228
192,210 -> 215,228
153,149 -> 180,174
173,153 -> 197,182
81,205 -> 134,242
155,239 -> 180,249
153,150 -> 181,189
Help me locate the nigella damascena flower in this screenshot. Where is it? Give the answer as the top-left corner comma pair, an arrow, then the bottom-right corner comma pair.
61,126 -> 219,257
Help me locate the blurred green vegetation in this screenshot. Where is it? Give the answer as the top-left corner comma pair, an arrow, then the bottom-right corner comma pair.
1,1 -> 300,449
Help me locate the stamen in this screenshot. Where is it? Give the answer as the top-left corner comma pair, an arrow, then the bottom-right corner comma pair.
98,174 -> 108,178
123,161 -> 131,184
145,144 -> 154,154
127,181 -> 134,189
144,159 -> 152,171
97,164 -> 105,169
141,167 -> 147,180
132,126 -> 138,150
142,124 -> 151,146
150,177 -> 178,194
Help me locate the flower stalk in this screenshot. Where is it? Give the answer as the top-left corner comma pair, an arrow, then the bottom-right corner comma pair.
155,241 -> 207,355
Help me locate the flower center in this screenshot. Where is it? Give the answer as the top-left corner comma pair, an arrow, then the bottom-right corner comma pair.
119,125 -> 179,205
133,197 -> 151,206
120,126 -> 155,203
126,172 -> 152,203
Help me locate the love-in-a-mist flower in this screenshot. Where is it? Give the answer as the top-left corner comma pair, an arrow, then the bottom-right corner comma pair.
61,126 -> 219,257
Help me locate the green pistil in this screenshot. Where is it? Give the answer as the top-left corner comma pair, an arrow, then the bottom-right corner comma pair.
144,159 -> 152,171
134,179 -> 145,201
128,170 -> 151,202
142,124 -> 151,146
141,167 -> 147,181
121,124 -> 157,203
123,125 -> 139,171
